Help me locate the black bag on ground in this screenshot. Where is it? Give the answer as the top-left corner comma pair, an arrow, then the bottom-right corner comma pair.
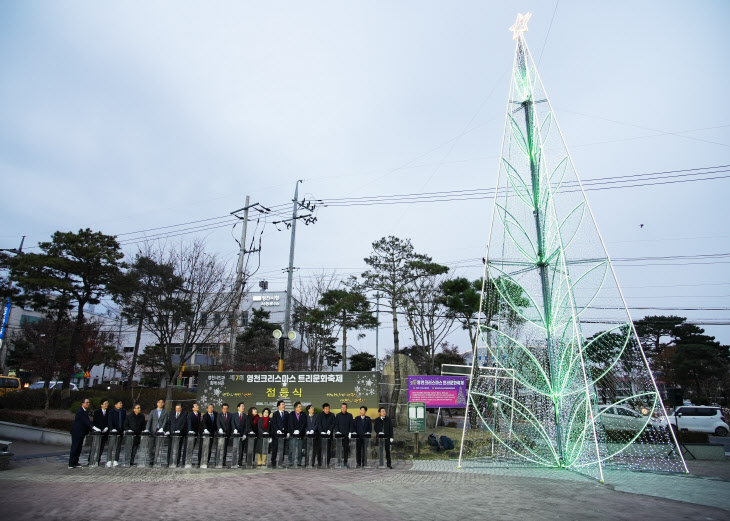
427,433 -> 440,451
439,435 -> 454,450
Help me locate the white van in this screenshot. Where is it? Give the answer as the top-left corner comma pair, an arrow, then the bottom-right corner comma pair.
667,406 -> 728,436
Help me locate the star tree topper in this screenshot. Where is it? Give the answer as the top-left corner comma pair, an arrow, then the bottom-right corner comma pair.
509,12 -> 532,40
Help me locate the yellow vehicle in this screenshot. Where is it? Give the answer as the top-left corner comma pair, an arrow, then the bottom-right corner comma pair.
0,376 -> 21,395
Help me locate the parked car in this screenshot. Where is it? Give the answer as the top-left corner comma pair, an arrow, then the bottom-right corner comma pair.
667,406 -> 729,437
28,381 -> 79,391
0,376 -> 21,396
598,405 -> 665,432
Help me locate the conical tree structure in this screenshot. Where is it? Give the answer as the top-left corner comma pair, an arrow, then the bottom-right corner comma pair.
458,14 -> 688,482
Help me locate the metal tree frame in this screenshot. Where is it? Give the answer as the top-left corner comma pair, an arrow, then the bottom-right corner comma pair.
458,14 -> 688,483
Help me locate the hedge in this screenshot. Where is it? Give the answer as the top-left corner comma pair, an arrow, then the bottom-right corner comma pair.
0,388 -> 196,413
0,409 -> 74,432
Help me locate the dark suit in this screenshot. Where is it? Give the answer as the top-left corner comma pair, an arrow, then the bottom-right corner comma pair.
230,411 -> 248,465
287,411 -> 307,465
92,408 -> 110,463
373,416 -> 394,467
169,411 -> 188,465
216,411 -> 233,436
231,411 -> 248,435
69,407 -> 93,467
203,411 -> 217,435
170,411 -> 188,434
317,412 -> 336,465
215,411 -> 233,465
188,411 -> 203,436
108,407 -> 127,463
202,411 -> 218,465
354,415 -> 372,466
185,411 -> 203,464
123,412 -> 145,465
271,409 -> 288,466
335,412 -> 354,464
305,413 -> 321,466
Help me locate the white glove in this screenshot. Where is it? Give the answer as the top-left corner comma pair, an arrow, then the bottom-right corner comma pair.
174,430 -> 180,434
286,433 -> 290,438
126,430 -> 134,434
165,431 -> 170,436
242,435 -> 246,440
157,428 -> 164,434
348,433 -> 352,439
276,430 -> 283,435
111,429 -> 117,433
142,429 -> 150,433
390,438 -> 394,443
233,429 -> 238,435
203,429 -> 210,434
218,428 -> 224,434
327,430 -> 331,435
92,426 -> 101,432
336,431 -> 341,436
307,430 -> 313,435
102,427 -> 108,433
294,430 -> 299,435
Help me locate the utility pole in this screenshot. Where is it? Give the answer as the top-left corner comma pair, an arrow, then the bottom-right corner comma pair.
280,180 -> 302,372
0,236 -> 25,375
229,195 -> 253,357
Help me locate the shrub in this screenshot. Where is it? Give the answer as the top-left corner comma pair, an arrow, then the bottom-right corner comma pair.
0,388 -> 196,413
46,418 -> 74,431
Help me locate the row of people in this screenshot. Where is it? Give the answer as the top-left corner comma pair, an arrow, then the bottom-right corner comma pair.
69,399 -> 395,469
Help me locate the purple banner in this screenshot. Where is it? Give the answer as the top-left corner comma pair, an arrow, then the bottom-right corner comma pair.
407,376 -> 468,407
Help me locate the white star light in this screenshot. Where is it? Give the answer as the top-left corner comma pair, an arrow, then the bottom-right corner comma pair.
509,12 -> 532,40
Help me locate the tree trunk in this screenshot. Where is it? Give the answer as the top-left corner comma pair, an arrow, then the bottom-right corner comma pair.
389,300 -> 400,424
126,305 -> 146,389
62,303 -> 87,398
165,368 -> 178,409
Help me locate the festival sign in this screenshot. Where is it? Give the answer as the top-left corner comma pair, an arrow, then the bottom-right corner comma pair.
407,376 -> 468,407
198,371 -> 380,417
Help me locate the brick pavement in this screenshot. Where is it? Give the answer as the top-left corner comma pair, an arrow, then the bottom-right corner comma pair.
1,456 -> 728,520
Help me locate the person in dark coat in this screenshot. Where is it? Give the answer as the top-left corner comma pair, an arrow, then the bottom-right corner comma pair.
373,407 -> 394,469
107,399 -> 127,466
335,402 -> 354,467
231,402 -> 248,466
69,398 -> 93,468
203,404 -> 217,435
270,400 -> 288,467
185,402 -> 203,464
92,399 -> 111,464
305,404 -> 320,466
215,403 -> 233,465
317,403 -> 336,466
169,403 -> 188,465
123,404 -> 146,465
287,401 -> 307,466
354,406 -> 373,468
255,407 -> 272,467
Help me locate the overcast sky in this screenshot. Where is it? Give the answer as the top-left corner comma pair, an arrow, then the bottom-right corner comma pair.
1,1 -> 728,355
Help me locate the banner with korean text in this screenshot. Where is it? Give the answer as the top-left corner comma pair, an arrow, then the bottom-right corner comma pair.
407,376 -> 468,407
198,371 -> 380,417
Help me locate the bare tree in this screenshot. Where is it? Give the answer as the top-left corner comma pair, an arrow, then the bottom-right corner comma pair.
402,272 -> 456,374
293,271 -> 339,370
143,240 -> 240,405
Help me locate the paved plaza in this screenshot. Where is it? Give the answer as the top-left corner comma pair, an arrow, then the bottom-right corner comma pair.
1,441 -> 729,521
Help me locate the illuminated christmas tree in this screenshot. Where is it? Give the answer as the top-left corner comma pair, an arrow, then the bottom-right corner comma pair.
458,13 -> 688,482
